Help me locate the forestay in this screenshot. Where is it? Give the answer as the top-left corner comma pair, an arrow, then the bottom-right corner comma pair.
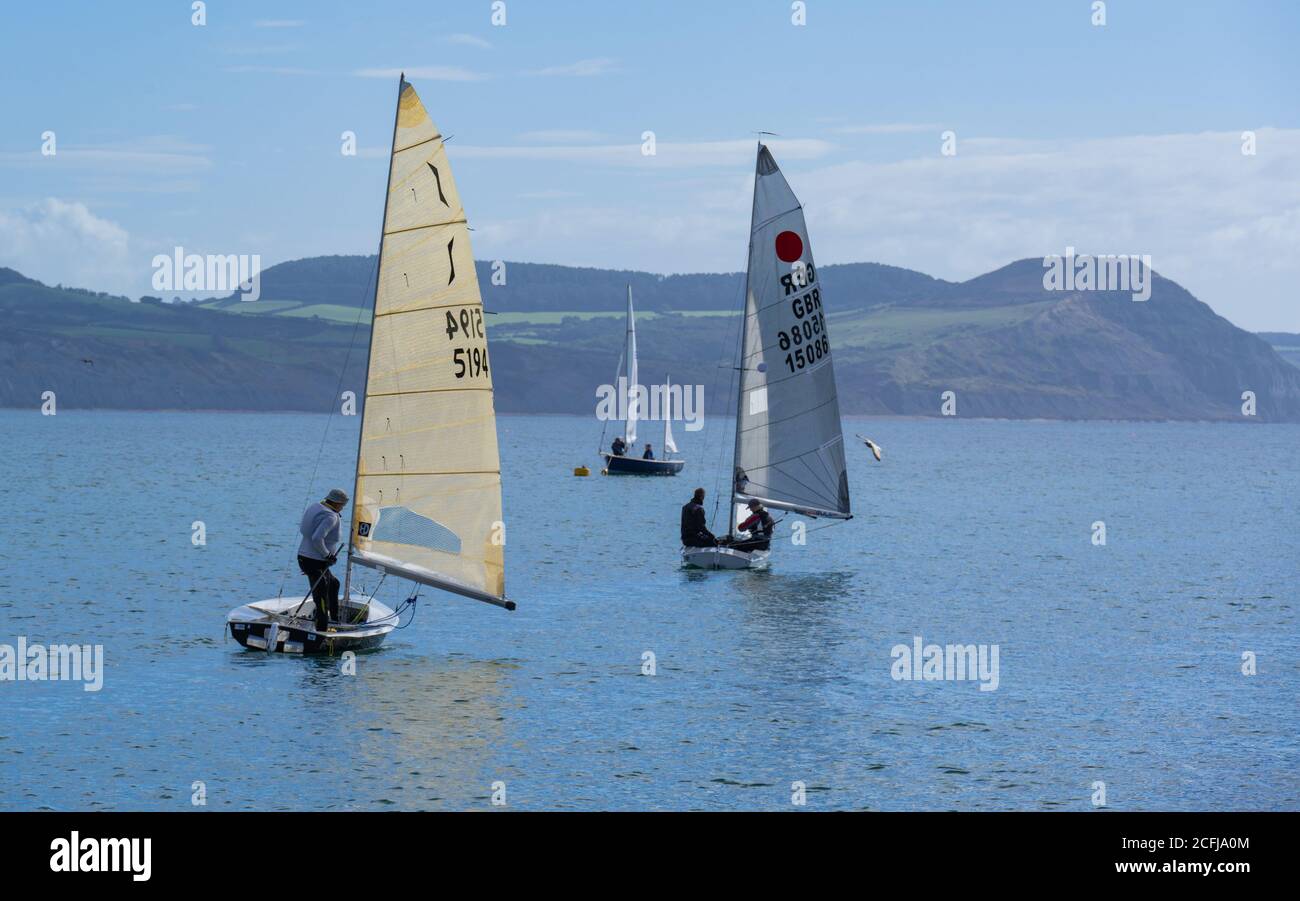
732,144 -> 851,524
348,78 -> 508,607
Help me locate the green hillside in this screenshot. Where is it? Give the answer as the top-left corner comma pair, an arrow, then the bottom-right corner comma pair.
5,258 -> 1300,421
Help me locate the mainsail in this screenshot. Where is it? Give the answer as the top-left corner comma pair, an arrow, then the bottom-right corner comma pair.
347,77 -> 511,609
623,285 -> 639,446
731,144 -> 851,527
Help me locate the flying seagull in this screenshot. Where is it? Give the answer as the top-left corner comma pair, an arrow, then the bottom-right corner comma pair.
855,434 -> 882,462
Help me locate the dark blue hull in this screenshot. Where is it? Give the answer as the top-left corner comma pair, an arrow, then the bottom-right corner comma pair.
602,453 -> 685,476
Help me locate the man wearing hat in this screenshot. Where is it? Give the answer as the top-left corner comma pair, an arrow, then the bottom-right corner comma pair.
732,499 -> 775,552
298,488 -> 349,631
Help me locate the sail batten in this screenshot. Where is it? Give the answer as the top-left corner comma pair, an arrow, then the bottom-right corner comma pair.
348,78 -> 508,605
731,144 -> 850,529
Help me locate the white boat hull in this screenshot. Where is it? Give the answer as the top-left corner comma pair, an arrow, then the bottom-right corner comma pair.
227,594 -> 397,655
680,546 -> 770,570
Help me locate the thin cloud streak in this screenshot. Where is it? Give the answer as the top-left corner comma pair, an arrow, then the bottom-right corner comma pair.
446,33 -> 492,49
525,58 -> 617,77
832,123 -> 941,134
454,138 -> 835,167
354,66 -> 489,81
224,65 -> 321,76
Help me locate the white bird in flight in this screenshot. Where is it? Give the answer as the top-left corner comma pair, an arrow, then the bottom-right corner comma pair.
856,434 -> 883,462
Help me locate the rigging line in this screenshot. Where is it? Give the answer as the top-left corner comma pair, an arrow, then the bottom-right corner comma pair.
380,218 -> 468,238
775,457 -> 838,505
800,518 -> 851,536
597,343 -> 626,455
708,272 -> 746,531
804,440 -> 843,498
277,253 -> 382,596
733,435 -> 841,485
738,465 -> 834,509
393,133 -> 443,154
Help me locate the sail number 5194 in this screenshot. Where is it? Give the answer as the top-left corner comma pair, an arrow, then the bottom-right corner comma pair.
445,306 -> 490,380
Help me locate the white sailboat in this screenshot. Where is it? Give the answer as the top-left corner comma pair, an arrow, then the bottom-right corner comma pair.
601,285 -> 685,475
228,75 -> 515,654
683,143 -> 852,570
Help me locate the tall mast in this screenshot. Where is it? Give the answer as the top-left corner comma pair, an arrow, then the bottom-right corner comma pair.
343,73 -> 405,603
624,283 -> 637,445
729,142 -> 763,534
663,374 -> 670,453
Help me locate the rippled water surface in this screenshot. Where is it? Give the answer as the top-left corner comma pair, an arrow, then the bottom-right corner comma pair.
2,411 -> 1296,810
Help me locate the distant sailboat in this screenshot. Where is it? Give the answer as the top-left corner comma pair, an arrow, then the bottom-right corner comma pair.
601,285 -> 685,476
683,143 -> 852,569
228,76 -> 515,654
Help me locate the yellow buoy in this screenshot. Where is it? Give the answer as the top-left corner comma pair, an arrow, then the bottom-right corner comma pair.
573,465 -> 590,477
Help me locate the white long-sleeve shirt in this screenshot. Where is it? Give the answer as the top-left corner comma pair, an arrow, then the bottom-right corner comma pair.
297,502 -> 342,561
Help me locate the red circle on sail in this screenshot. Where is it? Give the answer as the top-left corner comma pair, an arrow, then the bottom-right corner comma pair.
775,231 -> 803,262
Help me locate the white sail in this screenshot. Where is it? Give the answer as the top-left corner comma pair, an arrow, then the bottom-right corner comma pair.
732,144 -> 850,524
623,285 -> 639,446
663,376 -> 678,455
348,77 -> 508,605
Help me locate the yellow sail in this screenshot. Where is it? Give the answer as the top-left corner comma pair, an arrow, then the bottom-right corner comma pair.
348,78 -> 508,607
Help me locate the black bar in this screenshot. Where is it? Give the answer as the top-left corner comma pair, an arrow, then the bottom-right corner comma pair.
2,811 -> 1284,887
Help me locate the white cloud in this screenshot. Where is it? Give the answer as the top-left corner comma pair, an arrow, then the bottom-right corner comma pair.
525,58 -> 616,77
445,33 -> 492,49
464,129 -> 1300,330
0,199 -> 135,296
354,66 -> 488,82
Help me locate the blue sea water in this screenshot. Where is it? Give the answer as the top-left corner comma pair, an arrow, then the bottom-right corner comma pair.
1,410 -> 1296,811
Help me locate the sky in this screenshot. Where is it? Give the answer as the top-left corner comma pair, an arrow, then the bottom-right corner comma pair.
0,0 -> 1297,330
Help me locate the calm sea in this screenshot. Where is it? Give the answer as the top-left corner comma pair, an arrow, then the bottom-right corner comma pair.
1,411 -> 1296,810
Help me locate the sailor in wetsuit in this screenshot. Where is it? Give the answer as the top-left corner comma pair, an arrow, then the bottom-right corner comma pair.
680,487 -> 718,547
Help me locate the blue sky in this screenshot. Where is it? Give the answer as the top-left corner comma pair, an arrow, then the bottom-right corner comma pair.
1,0 -> 1297,329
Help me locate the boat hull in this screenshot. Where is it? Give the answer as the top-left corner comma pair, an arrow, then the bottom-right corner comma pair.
227,595 -> 396,655
602,453 -> 685,476
680,546 -> 770,570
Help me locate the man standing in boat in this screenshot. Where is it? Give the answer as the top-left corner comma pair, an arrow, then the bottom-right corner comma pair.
643,443 -> 655,460
611,435 -> 627,456
680,487 -> 718,548
298,488 -> 348,631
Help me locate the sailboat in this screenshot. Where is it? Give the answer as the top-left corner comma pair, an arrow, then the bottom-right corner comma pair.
682,144 -> 852,570
228,75 -> 515,654
600,285 -> 685,476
